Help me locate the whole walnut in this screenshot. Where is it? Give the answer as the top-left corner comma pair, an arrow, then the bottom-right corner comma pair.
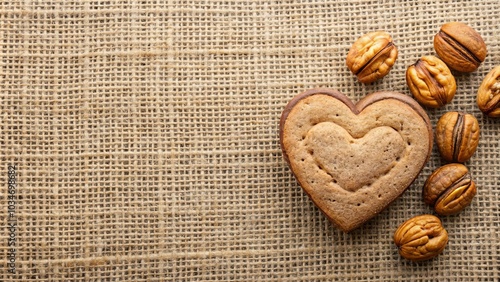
423,163 -> 477,216
436,112 -> 480,163
346,31 -> 398,84
394,215 -> 448,262
406,55 -> 456,108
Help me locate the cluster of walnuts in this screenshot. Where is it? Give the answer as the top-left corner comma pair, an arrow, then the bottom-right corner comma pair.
345,22 -> 498,262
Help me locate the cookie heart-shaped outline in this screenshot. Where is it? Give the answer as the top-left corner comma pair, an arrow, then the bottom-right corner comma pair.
280,89 -> 432,232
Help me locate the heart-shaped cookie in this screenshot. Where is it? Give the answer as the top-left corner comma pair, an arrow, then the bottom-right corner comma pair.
280,89 -> 432,232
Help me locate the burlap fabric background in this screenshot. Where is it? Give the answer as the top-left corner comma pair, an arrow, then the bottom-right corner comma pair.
1,1 -> 499,281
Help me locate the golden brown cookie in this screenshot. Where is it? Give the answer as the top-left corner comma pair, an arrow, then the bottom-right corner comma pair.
280,89 -> 432,232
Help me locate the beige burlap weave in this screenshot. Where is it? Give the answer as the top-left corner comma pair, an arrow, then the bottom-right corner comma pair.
1,1 -> 499,281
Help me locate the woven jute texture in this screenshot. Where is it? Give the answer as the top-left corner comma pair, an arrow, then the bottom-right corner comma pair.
1,1 -> 499,281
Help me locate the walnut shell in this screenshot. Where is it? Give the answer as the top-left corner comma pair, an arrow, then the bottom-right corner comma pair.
477,65 -> 500,117
434,22 -> 487,73
406,55 -> 456,108
423,163 -> 477,216
346,31 -> 398,84
394,214 -> 448,262
436,112 -> 480,163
